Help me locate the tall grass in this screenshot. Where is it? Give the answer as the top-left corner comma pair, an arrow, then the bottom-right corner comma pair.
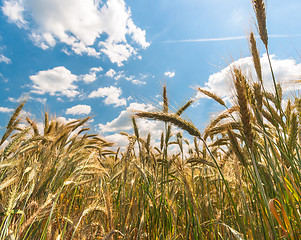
1,0 -> 301,239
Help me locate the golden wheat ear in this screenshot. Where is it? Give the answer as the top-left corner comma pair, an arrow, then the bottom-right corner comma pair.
136,112 -> 201,139
252,0 -> 268,48
132,117 -> 139,140
0,100 -> 26,146
176,99 -> 194,116
26,117 -> 39,136
227,129 -> 248,167
249,32 -> 263,83
198,88 -> 226,107
233,68 -> 254,149
163,85 -> 168,113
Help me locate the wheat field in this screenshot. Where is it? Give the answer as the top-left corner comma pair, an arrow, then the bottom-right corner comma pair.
1,0 -> 301,239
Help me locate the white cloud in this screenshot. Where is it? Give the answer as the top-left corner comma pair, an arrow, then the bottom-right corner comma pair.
98,102 -> 186,151
8,96 -> 26,103
88,86 -> 126,107
30,66 -> 79,97
2,0 -> 26,27
102,133 -> 129,150
197,54 -> 301,101
125,76 -> 146,85
80,67 -> 102,83
32,97 -> 47,104
114,71 -> 125,81
164,71 -> 175,78
106,69 -> 116,78
98,102 -> 154,132
90,67 -> 103,72
99,102 -> 164,148
55,116 -> 76,125
8,96 -> 46,104
82,73 -> 97,83
106,70 -> 147,84
0,54 -> 11,64
101,42 -> 136,66
0,107 -> 14,113
66,104 -> 92,115
105,69 -> 125,81
2,0 -> 149,65
127,18 -> 150,49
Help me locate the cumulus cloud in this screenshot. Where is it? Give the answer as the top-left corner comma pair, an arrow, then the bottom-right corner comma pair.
102,133 -> 129,149
55,116 -> 76,125
0,54 -> 11,64
2,0 -> 149,65
98,102 -> 155,132
101,42 -> 136,66
66,104 -> 92,115
2,0 -> 26,27
88,86 -> 126,107
80,66 -> 103,83
106,69 -> 116,78
81,73 -> 97,83
127,18 -> 150,49
98,102 -> 165,148
98,102 -> 186,151
164,71 -> 175,78
197,54 -> 301,102
30,66 -> 79,97
0,107 -> 14,113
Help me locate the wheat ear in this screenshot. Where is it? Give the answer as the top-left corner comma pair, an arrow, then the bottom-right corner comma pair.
163,85 -> 168,113
198,88 -> 226,106
0,100 -> 26,145
234,68 -> 254,149
250,32 -> 262,83
176,99 -> 194,116
227,129 -> 247,167
252,0 -> 268,48
136,112 -> 201,138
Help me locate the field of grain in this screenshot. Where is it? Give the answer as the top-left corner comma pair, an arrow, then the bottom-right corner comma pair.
1,0 -> 301,239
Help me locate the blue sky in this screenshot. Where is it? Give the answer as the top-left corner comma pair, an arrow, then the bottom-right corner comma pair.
1,0 -> 301,147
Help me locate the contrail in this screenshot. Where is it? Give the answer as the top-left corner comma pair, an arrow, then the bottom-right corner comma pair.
162,34 -> 301,43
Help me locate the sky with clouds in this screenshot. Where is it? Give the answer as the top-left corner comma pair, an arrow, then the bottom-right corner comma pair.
1,0 -> 301,148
